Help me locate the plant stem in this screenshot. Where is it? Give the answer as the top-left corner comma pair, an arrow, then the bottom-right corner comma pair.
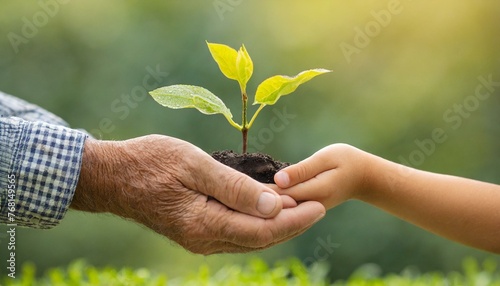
242,128 -> 248,154
224,115 -> 243,131
241,91 -> 248,153
247,104 -> 266,130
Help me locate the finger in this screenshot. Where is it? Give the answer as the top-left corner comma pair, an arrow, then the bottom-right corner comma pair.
276,169 -> 347,209
281,195 -> 298,208
268,183 -> 297,208
182,200 -> 315,254
243,202 -> 324,250
205,211 -> 317,254
192,156 -> 283,218
209,200 -> 325,248
181,238 -> 258,255
215,218 -> 315,254
190,238 -> 287,254
274,148 -> 335,188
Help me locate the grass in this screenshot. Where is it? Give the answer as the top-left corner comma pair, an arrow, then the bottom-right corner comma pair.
3,257 -> 499,286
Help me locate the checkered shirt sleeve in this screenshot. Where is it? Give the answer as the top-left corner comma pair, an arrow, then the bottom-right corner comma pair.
0,92 -> 88,228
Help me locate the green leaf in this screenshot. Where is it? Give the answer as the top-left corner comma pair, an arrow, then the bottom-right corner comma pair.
236,44 -> 253,92
254,68 -> 332,105
149,85 -> 232,118
206,42 -> 238,81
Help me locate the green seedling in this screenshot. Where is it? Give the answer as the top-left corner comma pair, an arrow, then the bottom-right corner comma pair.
149,42 -> 331,153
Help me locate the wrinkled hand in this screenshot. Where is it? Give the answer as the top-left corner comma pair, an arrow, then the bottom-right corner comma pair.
273,144 -> 370,210
72,135 -> 325,254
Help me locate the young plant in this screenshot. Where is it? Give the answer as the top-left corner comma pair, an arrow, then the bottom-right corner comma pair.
149,42 -> 331,153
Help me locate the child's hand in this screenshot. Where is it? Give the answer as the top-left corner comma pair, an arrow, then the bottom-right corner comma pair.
273,144 -> 371,210
275,143 -> 500,253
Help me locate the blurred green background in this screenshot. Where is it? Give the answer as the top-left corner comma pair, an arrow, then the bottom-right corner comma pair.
1,0 -> 499,280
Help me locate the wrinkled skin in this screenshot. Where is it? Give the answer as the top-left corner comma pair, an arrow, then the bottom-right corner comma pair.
72,135 -> 325,254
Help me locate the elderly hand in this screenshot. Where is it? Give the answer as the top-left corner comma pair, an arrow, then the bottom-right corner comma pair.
71,135 -> 325,254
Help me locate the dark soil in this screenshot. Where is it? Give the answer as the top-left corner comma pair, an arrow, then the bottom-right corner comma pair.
211,150 -> 290,184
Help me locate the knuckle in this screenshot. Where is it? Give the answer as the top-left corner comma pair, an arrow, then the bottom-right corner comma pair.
223,172 -> 249,206
329,143 -> 356,158
250,224 -> 276,248
293,164 -> 310,182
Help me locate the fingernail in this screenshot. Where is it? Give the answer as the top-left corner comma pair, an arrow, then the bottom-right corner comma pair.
275,171 -> 290,187
257,192 -> 277,215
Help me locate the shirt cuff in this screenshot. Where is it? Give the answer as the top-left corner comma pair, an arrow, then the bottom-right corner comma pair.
0,117 -> 88,229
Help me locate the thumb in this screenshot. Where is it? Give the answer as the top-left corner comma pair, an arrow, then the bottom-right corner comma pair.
275,150 -> 332,188
195,157 -> 283,218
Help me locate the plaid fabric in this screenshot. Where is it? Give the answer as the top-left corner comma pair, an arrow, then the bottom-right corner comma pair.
0,91 -> 88,228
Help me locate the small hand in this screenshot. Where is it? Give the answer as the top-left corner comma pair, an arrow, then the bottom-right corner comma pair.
272,144 -> 369,210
